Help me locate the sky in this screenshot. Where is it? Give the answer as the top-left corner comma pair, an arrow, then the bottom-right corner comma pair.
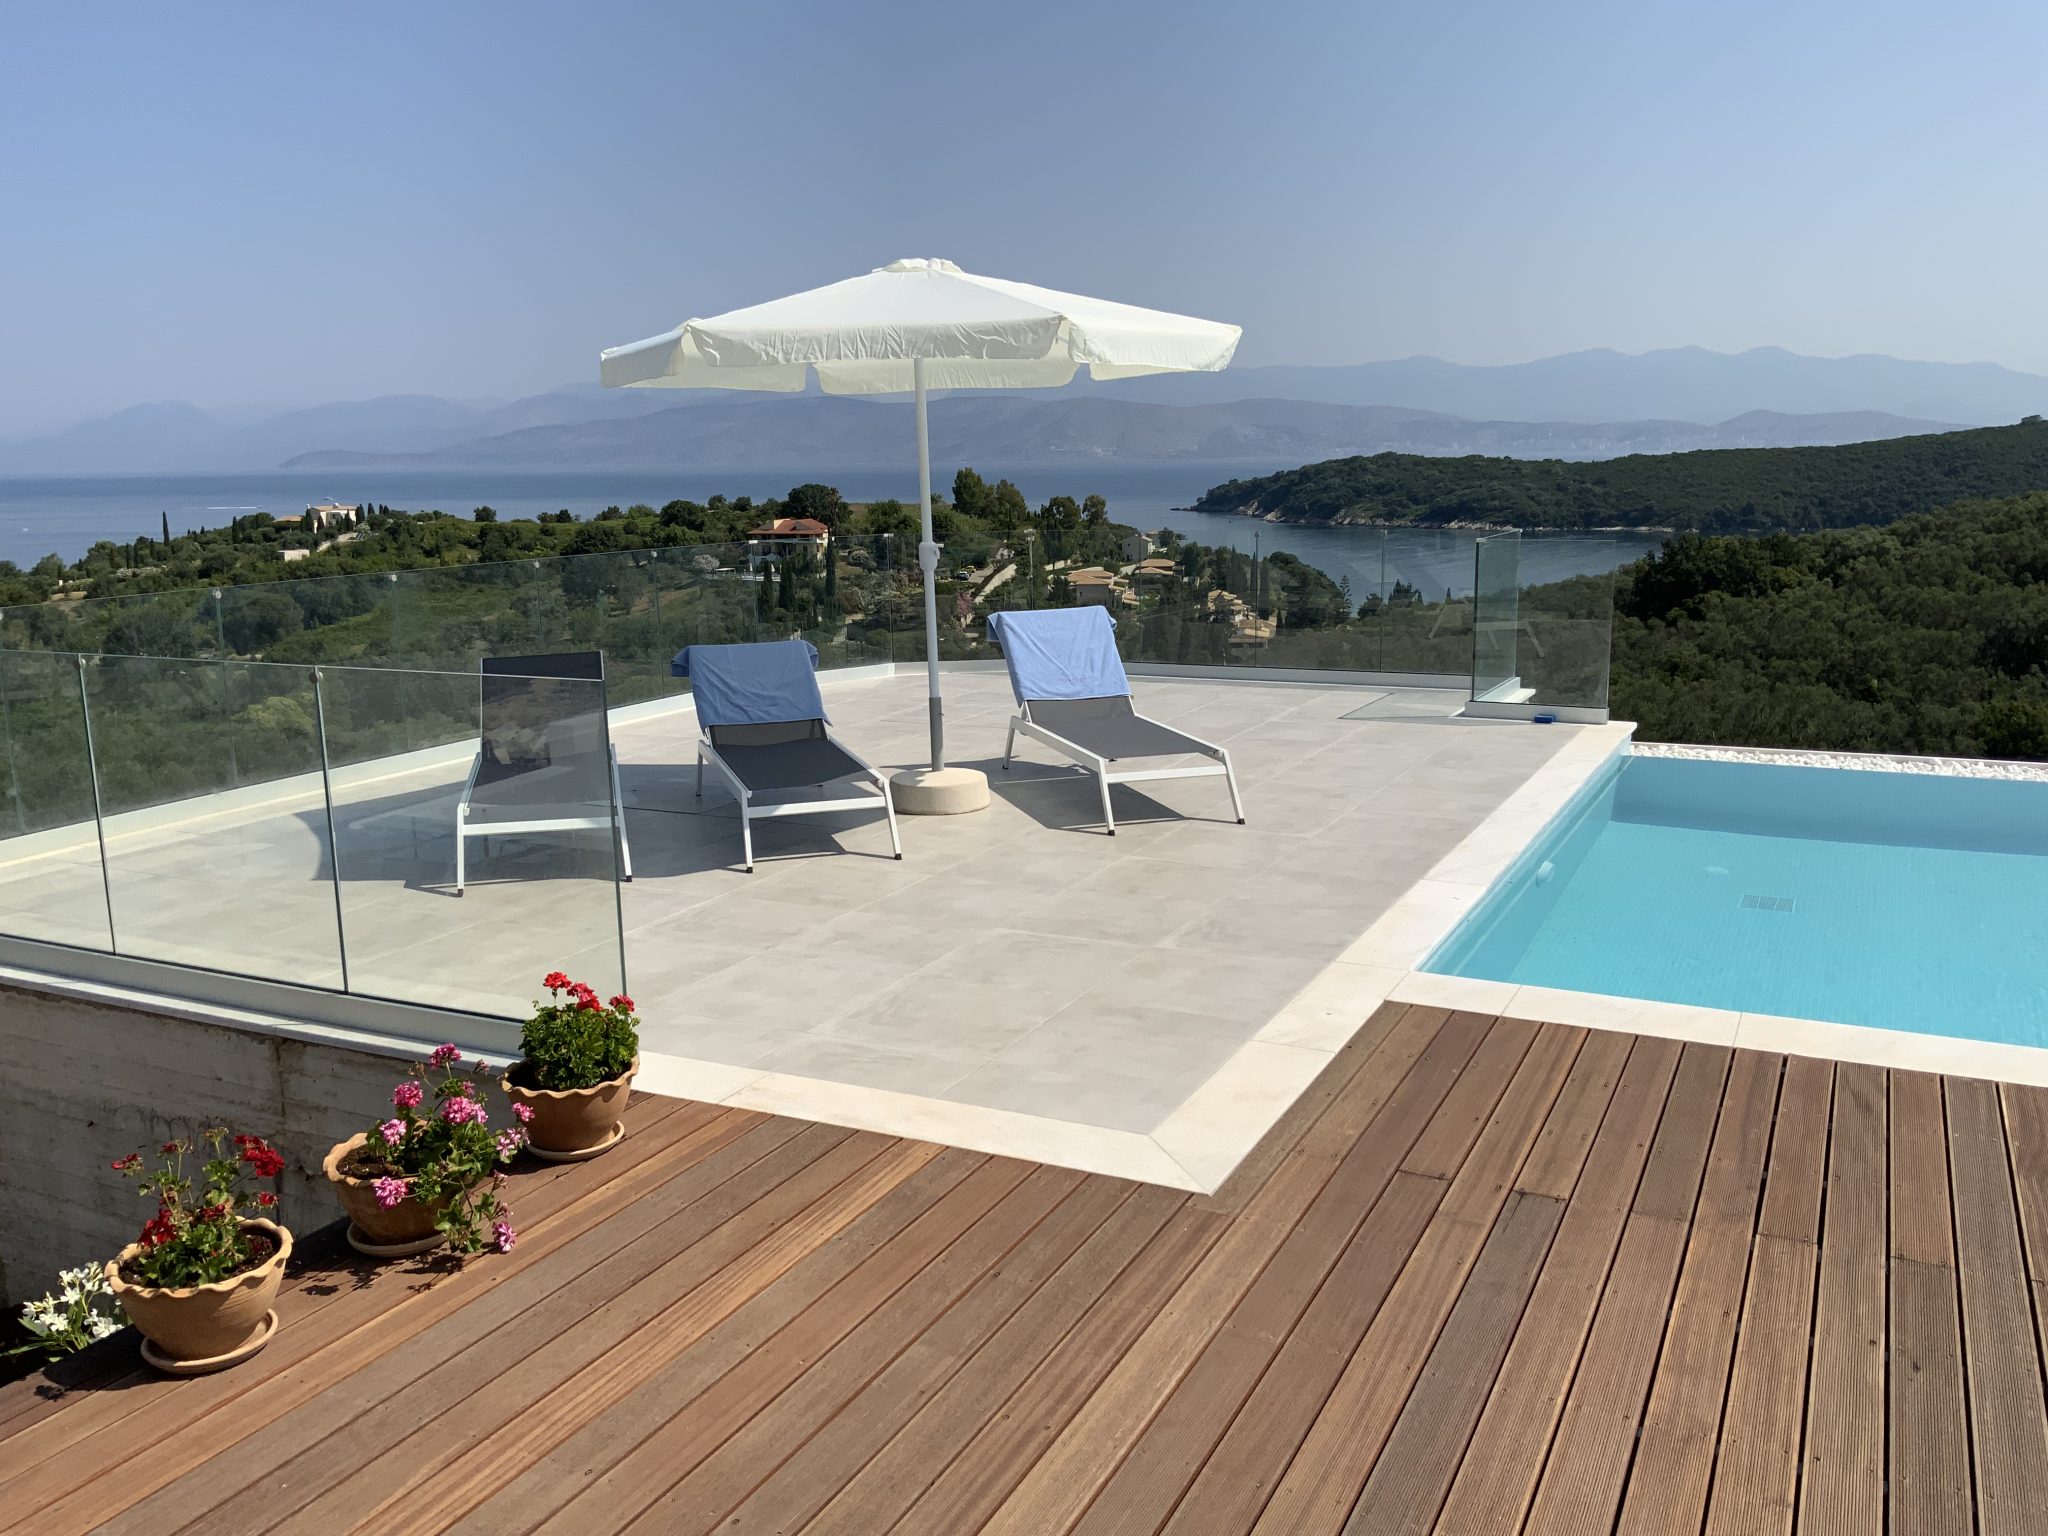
2,0 -> 2043,436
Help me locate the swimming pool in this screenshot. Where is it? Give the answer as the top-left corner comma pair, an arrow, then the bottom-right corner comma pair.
1425,753 -> 2048,1045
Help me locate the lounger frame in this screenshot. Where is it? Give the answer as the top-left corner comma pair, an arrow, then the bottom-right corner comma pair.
454,744 -> 633,893
695,723 -> 903,873
1001,698 -> 1245,836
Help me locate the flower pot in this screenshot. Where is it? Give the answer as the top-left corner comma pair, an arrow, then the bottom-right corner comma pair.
503,1056 -> 637,1161
323,1133 -> 452,1257
106,1217 -> 290,1374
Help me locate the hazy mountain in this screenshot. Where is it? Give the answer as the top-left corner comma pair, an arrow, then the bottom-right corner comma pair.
7,345 -> 2032,473
283,394 -> 1961,472
0,384 -> 682,474
1080,346 -> 2048,427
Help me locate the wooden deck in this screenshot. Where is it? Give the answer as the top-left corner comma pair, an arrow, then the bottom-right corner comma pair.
6,1003 -> 2048,1534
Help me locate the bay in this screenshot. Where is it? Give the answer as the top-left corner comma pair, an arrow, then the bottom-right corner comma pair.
0,462 -> 1663,597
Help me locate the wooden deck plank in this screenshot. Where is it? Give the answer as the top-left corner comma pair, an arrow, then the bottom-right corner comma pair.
792,1183 -> 1186,1536
1243,1023 -> 1585,1535
11,1014 -> 2034,1536
1757,1055 -> 1834,1244
1702,1233 -> 1819,1536
1612,1049 -> 1781,1536
612,1164 -> 1090,1535
966,1009 -> 1507,1536
1795,1061 -> 1887,1536
1889,1257 -> 1972,1536
1066,1018 -> 1563,1536
1946,1076 -> 2048,1536
1887,1070 -> 1968,1536
0,1093 -> 703,1450
122,1123 -> 903,1536
1341,1190 -> 1564,1535
0,1100 -> 761,1534
1518,1041 -> 1733,1536
1891,1070 -> 1954,1267
490,1149 -> 1026,1536
1430,1035 -> 1683,1536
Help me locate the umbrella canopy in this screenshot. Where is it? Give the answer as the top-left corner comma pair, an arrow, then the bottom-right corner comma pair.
601,258 -> 1239,784
600,257 -> 1241,394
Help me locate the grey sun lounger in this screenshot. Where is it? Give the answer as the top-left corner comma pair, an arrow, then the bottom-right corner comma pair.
986,607 -> 1245,836
455,650 -> 633,893
671,639 -> 902,872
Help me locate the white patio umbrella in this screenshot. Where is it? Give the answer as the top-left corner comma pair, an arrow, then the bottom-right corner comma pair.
601,257 -> 1240,811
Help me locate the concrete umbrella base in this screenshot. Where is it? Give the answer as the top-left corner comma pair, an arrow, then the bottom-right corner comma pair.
890,766 -> 990,816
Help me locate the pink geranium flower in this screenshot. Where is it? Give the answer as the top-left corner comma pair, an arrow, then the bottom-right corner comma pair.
392,1081 -> 424,1110
492,1221 -> 517,1253
371,1176 -> 409,1210
511,1102 -> 534,1125
495,1129 -> 525,1160
428,1043 -> 462,1069
376,1118 -> 406,1147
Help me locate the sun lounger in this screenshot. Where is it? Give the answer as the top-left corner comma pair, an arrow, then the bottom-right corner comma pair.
672,639 -> 902,872
986,607 -> 1244,836
455,651 -> 632,893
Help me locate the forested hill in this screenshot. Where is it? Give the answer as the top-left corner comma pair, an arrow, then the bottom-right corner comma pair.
1612,493 -> 2048,758
1194,418 -> 2048,533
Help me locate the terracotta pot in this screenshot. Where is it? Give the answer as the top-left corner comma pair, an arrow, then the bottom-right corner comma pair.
503,1056 -> 637,1160
323,1133 -> 451,1252
106,1217 -> 290,1369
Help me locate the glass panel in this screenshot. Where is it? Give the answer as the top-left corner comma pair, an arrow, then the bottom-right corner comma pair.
319,662 -> 625,1018
1377,529 -> 1476,678
84,654 -> 344,984
1470,531 -> 1523,701
0,651 -> 112,949
1514,535 -> 1617,712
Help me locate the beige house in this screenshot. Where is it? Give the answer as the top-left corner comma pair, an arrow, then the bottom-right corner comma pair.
745,517 -> 832,570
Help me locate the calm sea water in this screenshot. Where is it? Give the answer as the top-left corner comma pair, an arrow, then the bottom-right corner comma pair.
0,463 -> 1662,598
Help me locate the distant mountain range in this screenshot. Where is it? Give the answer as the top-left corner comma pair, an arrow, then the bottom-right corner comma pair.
280,396 -> 1965,471
3,347 -> 2042,475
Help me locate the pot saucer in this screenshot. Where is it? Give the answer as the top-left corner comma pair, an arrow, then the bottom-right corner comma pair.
346,1223 -> 447,1259
139,1309 -> 278,1376
525,1120 -> 626,1163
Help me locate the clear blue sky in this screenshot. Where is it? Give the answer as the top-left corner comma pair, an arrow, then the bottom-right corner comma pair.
3,0 -> 2042,433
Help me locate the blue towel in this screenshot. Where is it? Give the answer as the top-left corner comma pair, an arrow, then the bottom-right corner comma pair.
985,607 -> 1130,702
671,639 -> 827,726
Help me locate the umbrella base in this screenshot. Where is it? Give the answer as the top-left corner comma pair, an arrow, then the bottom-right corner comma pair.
891,766 -> 990,816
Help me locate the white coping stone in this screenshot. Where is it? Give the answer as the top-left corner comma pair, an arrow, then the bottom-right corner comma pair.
1632,740 -> 2048,782
1149,1040 -> 1333,1191
1258,962 -> 1405,1052
1389,971 -> 1520,1017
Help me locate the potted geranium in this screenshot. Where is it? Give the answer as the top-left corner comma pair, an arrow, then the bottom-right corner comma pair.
104,1129 -> 291,1374
324,1044 -> 525,1259
502,972 -> 639,1161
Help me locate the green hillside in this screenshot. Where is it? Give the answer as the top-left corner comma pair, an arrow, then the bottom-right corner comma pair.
1195,418 -> 2048,533
1612,492 -> 2048,757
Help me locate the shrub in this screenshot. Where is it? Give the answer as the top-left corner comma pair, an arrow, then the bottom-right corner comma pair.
6,1265 -> 121,1359
111,1129 -> 287,1289
344,1046 -> 525,1254
516,973 -> 639,1092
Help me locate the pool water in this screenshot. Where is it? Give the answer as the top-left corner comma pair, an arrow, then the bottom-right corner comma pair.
1426,755 -> 2048,1045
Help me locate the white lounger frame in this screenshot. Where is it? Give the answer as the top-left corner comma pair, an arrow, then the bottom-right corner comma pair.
695,728 -> 903,873
454,744 -> 633,893
1001,701 -> 1246,836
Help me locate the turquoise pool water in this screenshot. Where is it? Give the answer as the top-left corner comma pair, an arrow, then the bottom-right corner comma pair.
1426,755 -> 2048,1045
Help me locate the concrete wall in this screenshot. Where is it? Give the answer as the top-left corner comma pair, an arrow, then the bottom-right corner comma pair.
0,984 -> 408,1305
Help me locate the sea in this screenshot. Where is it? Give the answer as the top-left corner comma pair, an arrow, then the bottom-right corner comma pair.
0,463 -> 1665,601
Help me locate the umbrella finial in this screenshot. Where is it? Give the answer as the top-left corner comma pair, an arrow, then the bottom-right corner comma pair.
879,257 -> 962,274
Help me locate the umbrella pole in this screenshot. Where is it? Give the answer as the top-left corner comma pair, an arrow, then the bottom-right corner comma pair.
913,356 -> 944,771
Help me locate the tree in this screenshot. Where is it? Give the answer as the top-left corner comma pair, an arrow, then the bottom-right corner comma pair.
824,539 -> 838,600
219,590 -> 303,654
161,511 -> 172,548
1082,494 -> 1107,528
952,468 -> 991,521
990,479 -> 1028,537
782,483 -> 847,530
473,506 -> 498,523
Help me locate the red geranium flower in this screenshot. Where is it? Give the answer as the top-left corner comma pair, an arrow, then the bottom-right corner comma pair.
112,1153 -> 142,1173
239,1142 -> 287,1178
542,970 -> 570,991
138,1211 -> 177,1247
608,995 -> 635,1013
256,1191 -> 278,1208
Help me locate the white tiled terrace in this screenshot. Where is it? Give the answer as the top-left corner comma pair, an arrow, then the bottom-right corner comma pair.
0,668 -> 1629,1189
